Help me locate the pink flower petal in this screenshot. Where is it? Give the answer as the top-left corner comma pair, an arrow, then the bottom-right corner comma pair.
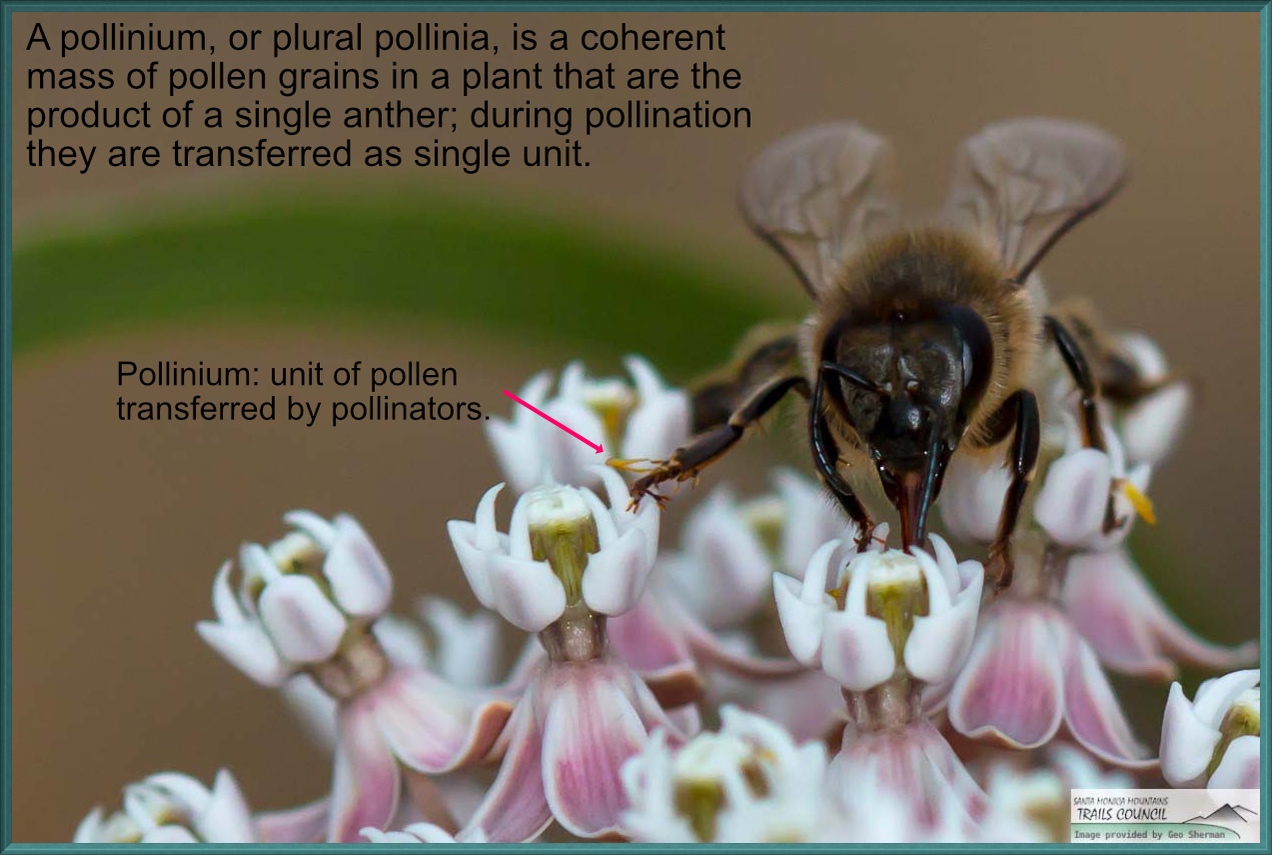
1062,632 -> 1157,769
253,798 -> 329,843
1063,550 -> 1257,679
606,595 -> 702,709
541,667 -> 649,838
1208,734 -> 1260,790
329,699 -> 400,842
372,670 -> 512,774
947,602 -> 1064,749
467,695 -> 553,843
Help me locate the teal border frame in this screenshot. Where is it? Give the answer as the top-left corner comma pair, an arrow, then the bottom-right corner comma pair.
0,1 -> 1267,852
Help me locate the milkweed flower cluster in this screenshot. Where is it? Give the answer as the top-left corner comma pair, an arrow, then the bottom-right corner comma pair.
78,348 -> 1258,843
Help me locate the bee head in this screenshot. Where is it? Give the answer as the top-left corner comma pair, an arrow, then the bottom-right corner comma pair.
820,303 -> 993,546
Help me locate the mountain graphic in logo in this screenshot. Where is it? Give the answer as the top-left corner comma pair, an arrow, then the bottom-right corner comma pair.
1185,804 -> 1259,824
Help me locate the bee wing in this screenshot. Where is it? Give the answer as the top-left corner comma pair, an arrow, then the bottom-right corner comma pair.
942,118 -> 1127,283
739,122 -> 901,300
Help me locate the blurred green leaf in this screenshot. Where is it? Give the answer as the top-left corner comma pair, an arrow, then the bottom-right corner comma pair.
13,187 -> 798,380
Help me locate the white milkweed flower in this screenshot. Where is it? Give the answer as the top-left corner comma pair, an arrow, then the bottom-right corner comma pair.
75,770 -> 254,843
1160,669 -> 1260,789
448,470 -> 691,842
198,513 -> 511,843
773,529 -> 983,692
621,706 -> 839,843
487,358 -> 691,492
196,512 -> 392,685
447,467 -> 659,631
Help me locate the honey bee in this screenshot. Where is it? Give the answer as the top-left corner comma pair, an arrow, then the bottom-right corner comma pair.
629,118 -> 1134,590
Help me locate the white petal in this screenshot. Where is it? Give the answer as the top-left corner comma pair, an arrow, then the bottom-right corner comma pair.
197,619 -> 289,687
446,519 -> 496,609
1208,734 -> 1261,790
258,575 -> 347,664
772,573 -> 830,666
1160,681 -> 1221,787
209,561 -> 246,625
486,418 -> 545,494
820,609 -> 896,692
323,516 -> 393,618
419,597 -> 502,687
906,566 -> 982,685
582,527 -> 653,616
198,770 -> 255,842
1033,449 -> 1113,546
773,468 -> 847,576
74,807 -> 106,843
1194,669 -> 1261,726
282,510 -> 337,550
1122,382 -> 1191,466
485,554 -> 567,632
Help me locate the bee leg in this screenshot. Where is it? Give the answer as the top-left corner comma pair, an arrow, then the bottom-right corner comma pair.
629,373 -> 808,509
982,389 -> 1041,592
809,374 -> 875,550
1045,315 -> 1120,532
1044,315 -> 1107,452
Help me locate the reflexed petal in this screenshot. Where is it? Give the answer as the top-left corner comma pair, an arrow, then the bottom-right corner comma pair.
419,598 -> 502,687
820,610 -> 896,692
542,669 -> 649,838
467,698 -> 553,842
1062,634 -> 1156,768
485,554 -> 567,633
947,603 -> 1064,749
1208,735 -> 1260,790
253,798 -> 330,843
280,674 -> 339,752
582,527 -> 653,616
1033,449 -> 1112,547
258,574 -> 347,664
329,700 -> 400,842
1062,550 -> 1257,679
1122,382 -> 1190,466
372,670 -> 512,774
606,596 -> 702,710
772,573 -> 830,666
322,515 -> 392,618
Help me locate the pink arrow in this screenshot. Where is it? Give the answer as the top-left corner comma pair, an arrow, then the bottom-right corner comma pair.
503,389 -> 605,454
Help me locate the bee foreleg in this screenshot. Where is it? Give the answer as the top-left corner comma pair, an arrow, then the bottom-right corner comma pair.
629,373 -> 808,509
983,388 -> 1041,592
809,374 -> 875,550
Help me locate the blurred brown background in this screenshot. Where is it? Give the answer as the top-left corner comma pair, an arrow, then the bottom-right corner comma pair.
12,11 -> 1261,841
